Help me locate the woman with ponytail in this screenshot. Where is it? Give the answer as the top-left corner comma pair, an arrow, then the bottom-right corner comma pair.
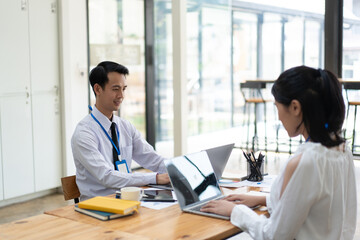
201,66 -> 357,239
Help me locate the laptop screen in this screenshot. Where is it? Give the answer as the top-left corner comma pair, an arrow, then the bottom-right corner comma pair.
204,143 -> 234,180
165,151 -> 222,209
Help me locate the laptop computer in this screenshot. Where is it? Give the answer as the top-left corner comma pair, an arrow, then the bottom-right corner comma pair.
148,143 -> 234,190
204,143 -> 234,180
165,151 -> 229,220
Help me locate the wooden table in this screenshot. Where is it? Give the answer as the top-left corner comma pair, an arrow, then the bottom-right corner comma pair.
44,191 -> 267,240
0,214 -> 150,240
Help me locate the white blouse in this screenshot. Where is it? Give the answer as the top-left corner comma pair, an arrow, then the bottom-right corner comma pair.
231,142 -> 357,240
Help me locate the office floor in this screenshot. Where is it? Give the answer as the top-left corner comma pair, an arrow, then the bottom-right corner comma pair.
0,151 -> 359,239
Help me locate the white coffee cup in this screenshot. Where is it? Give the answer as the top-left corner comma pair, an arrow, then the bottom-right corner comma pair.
120,187 -> 144,201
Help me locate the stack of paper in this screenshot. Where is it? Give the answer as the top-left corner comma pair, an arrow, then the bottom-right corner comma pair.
219,175 -> 277,188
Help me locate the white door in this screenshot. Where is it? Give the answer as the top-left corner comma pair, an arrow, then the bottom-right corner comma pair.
0,96 -> 35,199
0,0 -> 31,93
0,0 -> 35,199
31,94 -> 61,190
29,0 -> 62,191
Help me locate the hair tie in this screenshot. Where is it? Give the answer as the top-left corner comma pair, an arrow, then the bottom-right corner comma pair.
318,68 -> 325,77
318,69 -> 328,83
325,123 -> 329,129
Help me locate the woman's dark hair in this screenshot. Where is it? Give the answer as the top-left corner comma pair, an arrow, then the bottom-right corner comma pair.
271,65 -> 345,147
89,61 -> 129,96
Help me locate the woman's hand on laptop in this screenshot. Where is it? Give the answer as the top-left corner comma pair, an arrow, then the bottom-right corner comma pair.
200,200 -> 235,217
156,173 -> 170,184
224,194 -> 266,208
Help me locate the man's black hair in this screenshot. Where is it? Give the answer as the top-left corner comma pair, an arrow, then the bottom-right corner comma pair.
89,61 -> 129,96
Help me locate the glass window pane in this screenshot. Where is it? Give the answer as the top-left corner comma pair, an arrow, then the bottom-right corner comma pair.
343,0 -> 360,79
187,5 -> 232,136
232,11 -> 258,124
284,17 -> 304,70
88,0 -> 146,136
304,20 -> 323,68
262,13 -> 282,78
154,0 -> 174,156
154,1 -> 232,155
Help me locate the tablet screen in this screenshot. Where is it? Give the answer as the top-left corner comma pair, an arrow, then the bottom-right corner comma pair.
141,190 -> 175,202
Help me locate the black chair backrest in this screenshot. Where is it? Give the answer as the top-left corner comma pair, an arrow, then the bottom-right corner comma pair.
240,81 -> 268,101
343,82 -> 360,103
240,81 -> 267,89
343,82 -> 360,90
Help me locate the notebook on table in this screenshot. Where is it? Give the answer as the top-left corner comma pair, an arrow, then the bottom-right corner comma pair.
78,196 -> 140,215
164,151 -> 229,220
74,205 -> 134,221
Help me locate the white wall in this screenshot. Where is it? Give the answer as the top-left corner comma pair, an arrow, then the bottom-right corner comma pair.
58,0 -> 89,176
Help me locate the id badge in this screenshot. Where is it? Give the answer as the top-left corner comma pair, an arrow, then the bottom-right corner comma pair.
115,159 -> 129,173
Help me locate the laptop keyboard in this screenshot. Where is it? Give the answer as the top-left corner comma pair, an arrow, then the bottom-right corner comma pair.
188,195 -> 224,212
187,201 -> 229,220
189,203 -> 205,212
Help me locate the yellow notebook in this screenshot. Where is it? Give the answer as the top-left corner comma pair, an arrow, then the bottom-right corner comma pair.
78,196 -> 140,215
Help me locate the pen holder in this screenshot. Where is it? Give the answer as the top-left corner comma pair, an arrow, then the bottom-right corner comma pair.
245,152 -> 265,182
247,162 -> 264,182
242,150 -> 265,182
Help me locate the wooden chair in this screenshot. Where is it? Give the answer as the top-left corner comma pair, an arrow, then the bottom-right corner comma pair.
61,175 -> 80,203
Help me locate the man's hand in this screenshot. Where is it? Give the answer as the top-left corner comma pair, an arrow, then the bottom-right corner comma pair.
156,173 -> 170,184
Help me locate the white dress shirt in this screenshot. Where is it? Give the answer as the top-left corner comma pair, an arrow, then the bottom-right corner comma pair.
71,106 -> 167,201
230,142 -> 357,240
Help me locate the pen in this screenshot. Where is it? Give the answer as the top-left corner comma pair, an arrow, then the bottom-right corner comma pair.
251,151 -> 256,163
142,199 -> 176,202
240,175 -> 248,181
242,150 -> 249,161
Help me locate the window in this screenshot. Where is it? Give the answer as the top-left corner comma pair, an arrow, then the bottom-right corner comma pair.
88,0 -> 146,135
343,0 -> 360,79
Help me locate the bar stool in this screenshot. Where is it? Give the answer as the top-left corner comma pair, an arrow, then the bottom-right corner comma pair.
343,82 -> 360,156
240,81 -> 272,152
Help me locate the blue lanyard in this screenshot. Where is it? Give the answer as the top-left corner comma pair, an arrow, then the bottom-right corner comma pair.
89,106 -> 120,155
305,136 -> 310,142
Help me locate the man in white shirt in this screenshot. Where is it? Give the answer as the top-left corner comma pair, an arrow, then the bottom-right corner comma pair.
71,61 -> 170,201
